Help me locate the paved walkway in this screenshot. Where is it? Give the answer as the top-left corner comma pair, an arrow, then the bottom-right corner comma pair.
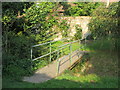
23,50 -> 86,83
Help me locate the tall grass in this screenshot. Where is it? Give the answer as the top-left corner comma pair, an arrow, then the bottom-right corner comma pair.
84,38 -> 116,52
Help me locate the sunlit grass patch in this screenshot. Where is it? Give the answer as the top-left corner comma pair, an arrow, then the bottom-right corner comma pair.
3,73 -> 119,88
54,73 -> 118,88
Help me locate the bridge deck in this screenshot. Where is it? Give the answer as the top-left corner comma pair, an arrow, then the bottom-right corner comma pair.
23,51 -> 86,83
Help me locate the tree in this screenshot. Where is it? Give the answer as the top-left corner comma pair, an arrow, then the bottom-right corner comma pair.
64,2 -> 101,16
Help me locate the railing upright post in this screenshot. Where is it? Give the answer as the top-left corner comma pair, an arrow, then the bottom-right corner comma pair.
49,42 -> 52,62
31,47 -> 33,70
79,39 -> 80,51
70,43 -> 72,65
78,39 -> 81,57
31,47 -> 32,60
57,49 -> 60,75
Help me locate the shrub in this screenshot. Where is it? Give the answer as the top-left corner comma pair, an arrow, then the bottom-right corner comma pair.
2,2 -> 59,78
64,2 -> 101,16
74,25 -> 82,40
88,2 -> 119,51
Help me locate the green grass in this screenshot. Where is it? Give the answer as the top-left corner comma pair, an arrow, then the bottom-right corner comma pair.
3,74 -> 118,88
52,40 -> 80,52
85,38 -> 115,51
3,39 -> 119,88
3,49 -> 119,88
61,42 -> 80,55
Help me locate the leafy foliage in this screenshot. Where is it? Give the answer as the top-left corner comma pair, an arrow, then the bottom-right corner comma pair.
3,2 -> 119,80
89,3 -> 119,39
2,2 -> 71,78
2,2 -> 58,78
58,19 -> 70,37
64,2 -> 101,16
74,25 -> 82,40
2,2 -> 34,78
89,2 -> 119,51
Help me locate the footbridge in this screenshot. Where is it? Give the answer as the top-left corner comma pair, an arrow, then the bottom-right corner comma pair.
23,39 -> 87,83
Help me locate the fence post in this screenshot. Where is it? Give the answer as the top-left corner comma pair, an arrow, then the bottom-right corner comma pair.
78,40 -> 81,58
31,47 -> 33,70
56,49 -> 60,75
31,47 -> 32,60
69,43 -> 72,65
49,42 -> 52,62
79,39 -> 81,51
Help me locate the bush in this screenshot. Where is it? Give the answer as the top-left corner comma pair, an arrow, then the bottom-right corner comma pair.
2,31 -> 34,78
2,2 -> 59,79
64,2 -> 101,16
88,2 -> 119,51
74,25 -> 82,40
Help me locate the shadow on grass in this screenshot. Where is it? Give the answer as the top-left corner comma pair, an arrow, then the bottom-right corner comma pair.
2,39 -> 119,88
2,72 -> 119,88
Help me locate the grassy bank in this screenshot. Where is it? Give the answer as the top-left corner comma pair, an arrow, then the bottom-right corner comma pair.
3,74 -> 118,88
3,49 -> 119,88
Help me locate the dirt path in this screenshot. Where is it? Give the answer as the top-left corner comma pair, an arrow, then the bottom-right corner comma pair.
23,50 -> 86,83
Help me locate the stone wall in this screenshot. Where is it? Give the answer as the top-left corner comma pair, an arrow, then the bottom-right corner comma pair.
54,16 -> 91,40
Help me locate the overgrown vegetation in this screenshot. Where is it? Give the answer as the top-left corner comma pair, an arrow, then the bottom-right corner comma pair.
2,2 -> 119,88
58,19 -> 70,37
64,2 -> 101,16
2,2 -> 57,78
89,2 -> 119,52
3,51 -> 118,88
2,2 -> 35,78
74,25 -> 82,40
2,2 -> 70,78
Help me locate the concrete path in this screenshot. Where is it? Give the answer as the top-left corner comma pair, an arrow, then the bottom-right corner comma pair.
23,50 -> 86,83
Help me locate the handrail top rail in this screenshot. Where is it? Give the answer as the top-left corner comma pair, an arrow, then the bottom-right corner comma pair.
32,38 -> 69,47
31,38 -> 81,61
58,39 -> 80,48
32,44 -> 70,61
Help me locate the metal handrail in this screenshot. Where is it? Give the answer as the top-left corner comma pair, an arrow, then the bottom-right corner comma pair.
31,38 -> 82,75
58,40 -> 79,48
32,44 -> 70,61
31,38 -> 68,60
32,38 -> 69,47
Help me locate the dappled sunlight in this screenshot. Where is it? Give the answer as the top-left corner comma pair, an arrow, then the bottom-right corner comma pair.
83,51 -> 118,77
83,61 -> 93,73
2,2 -> 119,88
56,73 -> 101,83
77,39 -> 118,77
53,73 -> 118,88
79,74 -> 101,83
3,72 -> 118,88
